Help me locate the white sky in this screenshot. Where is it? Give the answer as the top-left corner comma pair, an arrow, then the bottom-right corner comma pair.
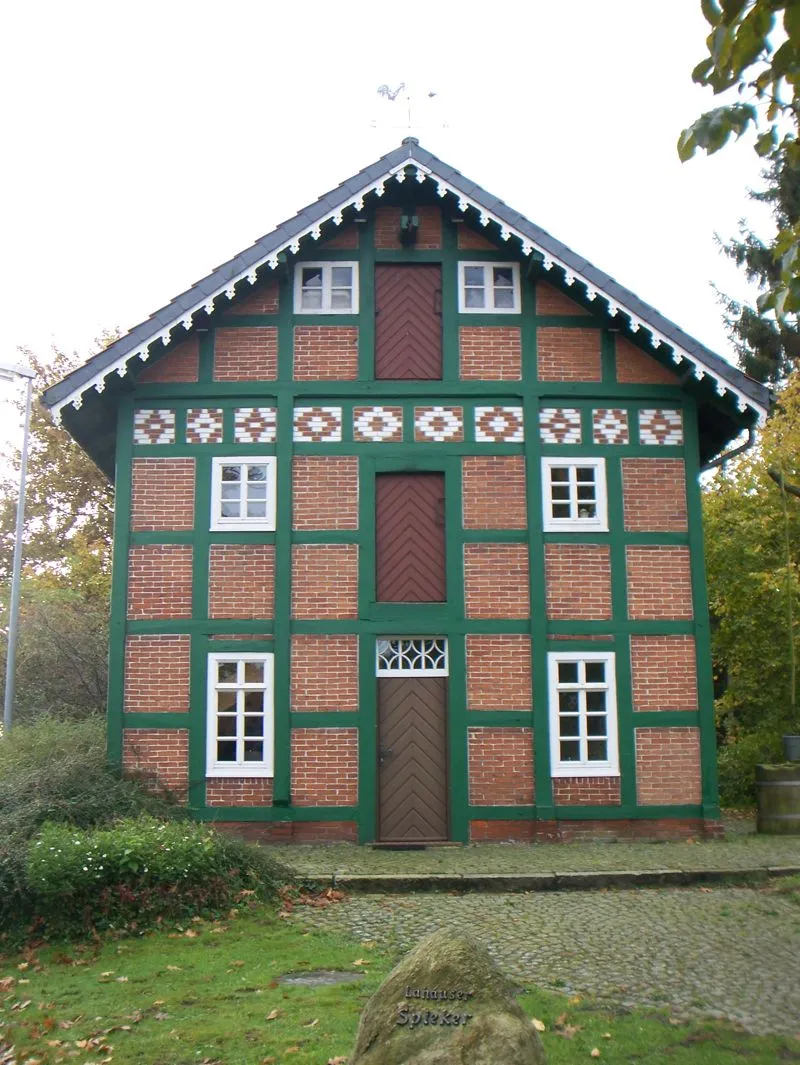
0,0 -> 775,378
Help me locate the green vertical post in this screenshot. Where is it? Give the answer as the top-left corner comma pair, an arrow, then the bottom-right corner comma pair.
106,398 -> 134,767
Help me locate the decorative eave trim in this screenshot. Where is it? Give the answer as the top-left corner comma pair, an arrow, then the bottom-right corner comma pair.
51,156 -> 767,426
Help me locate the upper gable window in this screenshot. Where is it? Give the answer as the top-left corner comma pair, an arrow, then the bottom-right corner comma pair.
211,457 -> 276,532
295,262 -> 359,313
458,262 -> 520,313
542,457 -> 608,532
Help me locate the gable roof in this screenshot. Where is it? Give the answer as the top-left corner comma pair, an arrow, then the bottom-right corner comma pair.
43,137 -> 771,475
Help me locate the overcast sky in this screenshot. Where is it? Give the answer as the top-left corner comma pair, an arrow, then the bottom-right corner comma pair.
0,0 -> 774,382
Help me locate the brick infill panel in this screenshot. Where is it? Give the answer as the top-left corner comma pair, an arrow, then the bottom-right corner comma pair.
622,458 -> 688,532
122,728 -> 188,800
291,544 -> 358,619
545,544 -> 611,620
468,727 -> 533,805
536,282 -> 590,316
291,634 -> 358,712
462,456 -> 526,529
459,327 -> 522,380
318,224 -> 359,249
292,456 -> 358,530
137,337 -> 199,383
127,545 -> 193,620
291,727 -> 358,806
626,545 -> 693,620
214,327 -> 277,380
131,458 -> 195,532
537,327 -> 601,380
464,544 -> 529,619
616,337 -> 677,384
631,635 -> 698,711
457,226 -> 497,250
227,280 -> 279,314
293,326 -> 358,380
209,544 -> 275,619
636,726 -> 702,805
553,776 -> 621,806
205,778 -> 274,806
374,206 -> 442,249
466,635 -> 532,710
124,635 -> 190,714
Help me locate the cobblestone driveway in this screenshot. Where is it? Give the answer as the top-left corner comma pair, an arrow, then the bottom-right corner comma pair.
296,885 -> 800,1035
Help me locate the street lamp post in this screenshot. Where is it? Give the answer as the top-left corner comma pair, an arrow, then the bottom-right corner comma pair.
0,362 -> 36,734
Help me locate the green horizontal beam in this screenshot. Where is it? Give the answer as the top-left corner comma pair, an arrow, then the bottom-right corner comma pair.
197,806 -> 358,822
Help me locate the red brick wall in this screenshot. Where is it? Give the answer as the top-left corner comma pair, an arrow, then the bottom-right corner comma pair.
457,226 -> 497,250
630,635 -> 698,711
545,544 -> 612,620
291,728 -> 358,805
124,635 -> 190,714
464,544 -> 530,619
227,280 -> 280,314
127,545 -> 193,620
616,337 -> 677,384
291,635 -> 358,712
214,327 -> 277,380
537,328 -> 601,380
553,776 -> 621,805
459,327 -> 522,380
469,820 -> 535,842
292,456 -> 358,530
462,456 -> 527,529
291,544 -> 358,619
622,458 -> 687,532
318,224 -> 359,249
138,337 -> 199,383
468,727 -> 534,805
205,778 -> 274,806
293,326 -> 358,379
626,546 -> 693,619
208,544 -> 275,619
635,726 -> 702,805
123,729 -> 188,799
131,458 -> 195,532
466,635 -> 532,710
536,283 -> 590,316
374,206 -> 442,249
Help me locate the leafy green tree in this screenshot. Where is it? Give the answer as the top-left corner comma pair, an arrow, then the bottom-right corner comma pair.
679,1 -> 800,317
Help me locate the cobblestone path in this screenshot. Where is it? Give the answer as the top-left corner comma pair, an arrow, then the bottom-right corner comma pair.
296,885 -> 800,1035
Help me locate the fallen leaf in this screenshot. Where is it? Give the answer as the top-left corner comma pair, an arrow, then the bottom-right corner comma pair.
230,961 -> 245,968
327,1058 -> 348,1065
557,1024 -> 582,1039
265,1008 -> 282,1022
591,1050 -> 601,1059
0,977 -> 15,992
699,887 -> 713,893
184,930 -> 198,938
18,979 -> 30,985
602,1032 -> 612,1039
17,963 -> 29,972
285,1049 -> 301,1056
352,959 -> 366,967
115,977 -> 128,983
166,965 -> 181,971
531,1018 -> 546,1032
100,972 -> 114,978
303,1018 -> 319,1028
261,1058 -> 277,1064
58,1020 -> 75,1030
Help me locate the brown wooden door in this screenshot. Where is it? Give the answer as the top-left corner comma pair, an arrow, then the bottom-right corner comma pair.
378,677 -> 448,841
375,264 -> 442,379
376,473 -> 446,602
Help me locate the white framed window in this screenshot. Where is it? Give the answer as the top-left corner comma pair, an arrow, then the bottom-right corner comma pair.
376,637 -> 449,676
548,652 -> 618,777
206,654 -> 274,777
294,262 -> 359,313
210,457 -> 276,532
458,262 -> 520,313
541,457 -> 608,532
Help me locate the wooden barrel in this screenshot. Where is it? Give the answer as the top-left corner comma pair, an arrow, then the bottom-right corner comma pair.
756,763 -> 800,835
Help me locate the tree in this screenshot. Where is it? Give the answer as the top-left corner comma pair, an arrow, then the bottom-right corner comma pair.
679,1 -> 800,317
717,157 -> 800,383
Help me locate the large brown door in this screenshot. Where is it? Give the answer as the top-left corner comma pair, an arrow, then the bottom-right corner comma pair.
376,473 -> 446,602
378,677 -> 448,841
375,264 -> 442,379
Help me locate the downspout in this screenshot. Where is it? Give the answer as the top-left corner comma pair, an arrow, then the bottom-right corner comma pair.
700,426 -> 756,472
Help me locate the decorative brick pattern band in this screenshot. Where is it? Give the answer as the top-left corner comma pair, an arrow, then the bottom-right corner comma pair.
626,545 -> 693,619
545,544 -> 612,620
291,544 -> 358,619
123,728 -> 188,799
127,545 -> 193,620
208,544 -> 275,619
131,458 -> 195,532
635,726 -> 702,805
293,406 -> 343,442
464,543 -> 530,619
291,727 -> 358,805
133,409 -> 175,445
622,458 -> 687,532
234,407 -> 276,444
630,635 -> 698,711
293,326 -> 358,380
552,776 -> 621,805
290,634 -> 359,712
462,456 -> 527,529
593,409 -> 629,445
468,727 -> 534,805
474,406 -> 524,443
292,456 -> 358,530
186,408 -> 223,445
459,327 -> 522,380
638,409 -> 684,446
214,327 -> 277,380
137,337 -> 199,383
466,634 -> 532,710
537,327 -> 601,381
353,406 -> 403,442
539,407 -> 582,444
414,406 -> 463,442
124,634 -> 190,714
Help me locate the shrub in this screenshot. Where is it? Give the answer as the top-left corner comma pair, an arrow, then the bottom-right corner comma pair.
717,728 -> 785,807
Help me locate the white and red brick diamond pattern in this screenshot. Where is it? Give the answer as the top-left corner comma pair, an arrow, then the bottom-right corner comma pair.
414,406 -> 464,443
186,408 -> 223,445
539,408 -> 581,444
235,407 -> 277,444
593,408 -> 629,445
639,408 -> 683,446
133,409 -> 175,445
474,406 -> 524,443
353,406 -> 403,443
293,406 -> 343,443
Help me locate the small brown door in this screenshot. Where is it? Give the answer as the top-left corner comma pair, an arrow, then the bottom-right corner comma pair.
378,676 -> 448,842
375,264 -> 442,379
376,472 -> 446,602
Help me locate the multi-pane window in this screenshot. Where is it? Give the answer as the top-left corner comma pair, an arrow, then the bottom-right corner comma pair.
206,654 -> 274,777
294,262 -> 358,313
210,457 -> 276,531
548,652 -> 618,776
376,637 -> 449,676
541,458 -> 608,531
458,262 -> 520,313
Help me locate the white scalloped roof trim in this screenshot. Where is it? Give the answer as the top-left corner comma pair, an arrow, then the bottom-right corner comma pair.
51,156 -> 767,424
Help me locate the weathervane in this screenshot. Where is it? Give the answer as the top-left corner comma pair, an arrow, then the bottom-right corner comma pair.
372,83 -> 447,132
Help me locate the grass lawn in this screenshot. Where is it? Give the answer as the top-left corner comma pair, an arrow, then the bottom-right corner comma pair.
0,895 -> 797,1065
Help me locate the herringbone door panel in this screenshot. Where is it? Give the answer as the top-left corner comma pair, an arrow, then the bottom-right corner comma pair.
375,264 -> 442,379
376,473 -> 446,602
